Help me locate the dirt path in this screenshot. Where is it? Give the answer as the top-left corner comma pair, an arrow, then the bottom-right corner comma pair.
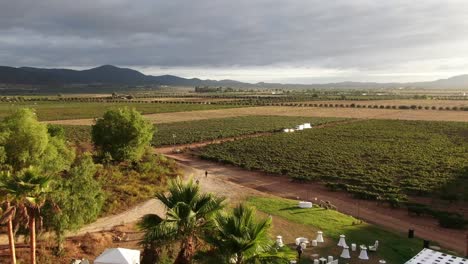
69,162 -> 262,236
45,106 -> 468,125
157,149 -> 466,255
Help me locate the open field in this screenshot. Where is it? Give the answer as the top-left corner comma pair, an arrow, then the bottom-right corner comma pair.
59,116 -> 347,146
199,119 -> 468,204
292,99 -> 468,108
249,196 -> 423,264
0,101 -> 242,121
46,105 -> 468,125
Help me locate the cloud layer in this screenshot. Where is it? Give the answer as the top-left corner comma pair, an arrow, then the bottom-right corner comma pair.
2,0 -> 468,82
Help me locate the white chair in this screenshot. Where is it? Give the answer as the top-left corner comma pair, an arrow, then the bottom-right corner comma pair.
316,231 -> 324,243
358,245 -> 369,260
340,245 -> 350,259
327,256 -> 333,262
312,240 -> 318,246
313,260 -> 319,264
369,240 -> 379,252
328,260 -> 339,264
337,234 -> 347,247
276,235 -> 284,247
351,243 -> 356,251
295,237 -> 309,246
300,242 -> 307,249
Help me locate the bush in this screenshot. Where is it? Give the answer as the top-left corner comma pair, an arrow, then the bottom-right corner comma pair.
437,213 -> 467,229
92,108 -> 155,162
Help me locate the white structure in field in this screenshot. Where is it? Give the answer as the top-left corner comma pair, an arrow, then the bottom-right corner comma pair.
358,245 -> 369,260
316,231 -> 324,243
337,234 -> 347,247
303,123 -> 312,129
340,245 -> 351,259
94,248 -> 140,264
404,248 -> 467,264
276,235 -> 284,247
298,201 -> 313,208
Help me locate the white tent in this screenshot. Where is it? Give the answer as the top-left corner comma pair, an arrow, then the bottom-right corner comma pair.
94,248 -> 140,264
404,248 -> 467,264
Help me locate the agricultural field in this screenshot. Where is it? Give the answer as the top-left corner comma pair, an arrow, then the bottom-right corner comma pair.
199,119 -> 468,204
290,99 -> 468,108
0,101 -> 242,121
248,197 -> 423,264
59,116 -> 346,146
151,116 -> 345,146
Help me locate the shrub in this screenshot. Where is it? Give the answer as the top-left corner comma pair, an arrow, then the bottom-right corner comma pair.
437,213 -> 467,229
92,108 -> 155,162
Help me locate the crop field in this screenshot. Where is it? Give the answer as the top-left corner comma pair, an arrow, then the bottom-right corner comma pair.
291,99 -> 468,108
199,119 -> 468,203
59,116 -> 346,146
151,116 -> 345,146
0,101 -> 242,121
248,197 -> 423,264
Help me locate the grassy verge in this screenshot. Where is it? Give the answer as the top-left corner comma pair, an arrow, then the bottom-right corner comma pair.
247,196 -> 423,264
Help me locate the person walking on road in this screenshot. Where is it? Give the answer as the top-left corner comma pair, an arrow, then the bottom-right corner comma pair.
205,170 -> 208,178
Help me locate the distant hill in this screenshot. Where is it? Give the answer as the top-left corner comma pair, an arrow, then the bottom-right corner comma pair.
0,65 -> 467,90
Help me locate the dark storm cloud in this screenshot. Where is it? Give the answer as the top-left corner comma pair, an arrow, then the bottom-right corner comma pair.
1,0 -> 468,77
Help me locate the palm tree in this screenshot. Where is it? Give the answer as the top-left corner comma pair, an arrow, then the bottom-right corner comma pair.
0,194 -> 17,264
208,204 -> 289,264
0,171 -> 19,264
0,168 -> 52,264
138,177 -> 225,264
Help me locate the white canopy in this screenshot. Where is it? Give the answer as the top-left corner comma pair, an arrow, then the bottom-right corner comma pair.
94,248 -> 140,264
405,248 -> 467,264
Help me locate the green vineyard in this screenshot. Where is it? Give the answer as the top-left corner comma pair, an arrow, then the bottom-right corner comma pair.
199,120 -> 468,204
60,116 -> 346,146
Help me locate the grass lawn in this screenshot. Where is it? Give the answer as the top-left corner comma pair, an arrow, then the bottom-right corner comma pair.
247,196 -> 424,264
0,101 -> 242,121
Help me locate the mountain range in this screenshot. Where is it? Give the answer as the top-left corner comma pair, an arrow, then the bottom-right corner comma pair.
1,65 -> 468,90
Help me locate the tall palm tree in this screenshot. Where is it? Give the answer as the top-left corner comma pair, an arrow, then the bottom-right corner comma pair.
0,194 -> 17,264
0,168 -> 52,264
138,177 -> 225,264
208,204 -> 289,264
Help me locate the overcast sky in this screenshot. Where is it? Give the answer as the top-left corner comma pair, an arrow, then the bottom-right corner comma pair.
1,0 -> 468,83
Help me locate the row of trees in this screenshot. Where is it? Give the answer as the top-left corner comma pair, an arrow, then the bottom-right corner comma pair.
138,178 -> 292,264
0,107 -> 156,263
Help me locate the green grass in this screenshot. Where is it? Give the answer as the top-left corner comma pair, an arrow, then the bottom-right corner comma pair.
200,119 -> 468,201
247,196 -> 423,264
0,101 -> 242,121
59,116 -> 347,146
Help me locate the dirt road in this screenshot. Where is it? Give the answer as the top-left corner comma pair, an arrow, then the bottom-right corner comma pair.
71,162 -> 262,236
45,106 -> 468,125
156,149 -> 466,255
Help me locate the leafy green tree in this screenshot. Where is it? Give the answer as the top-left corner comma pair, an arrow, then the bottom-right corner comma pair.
207,204 -> 289,264
43,153 -> 105,251
0,108 -> 75,173
92,108 -> 154,162
0,168 -> 52,264
138,177 -> 225,264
